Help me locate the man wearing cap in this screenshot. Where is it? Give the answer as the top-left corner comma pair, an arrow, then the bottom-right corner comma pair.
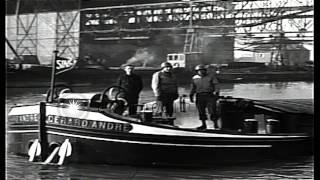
151,62 -> 179,122
189,64 -> 220,130
117,64 -> 143,115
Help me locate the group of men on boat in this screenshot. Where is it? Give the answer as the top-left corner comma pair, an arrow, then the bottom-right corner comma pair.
117,62 -> 220,130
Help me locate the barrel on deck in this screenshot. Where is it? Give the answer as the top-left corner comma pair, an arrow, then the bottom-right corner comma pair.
266,119 -> 280,134
220,99 -> 244,131
140,110 -> 153,122
243,119 -> 258,133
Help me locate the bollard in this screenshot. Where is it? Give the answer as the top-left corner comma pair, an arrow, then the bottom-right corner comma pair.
266,119 -> 280,134
243,119 -> 258,133
140,110 -> 153,122
179,95 -> 186,112
255,114 -> 266,134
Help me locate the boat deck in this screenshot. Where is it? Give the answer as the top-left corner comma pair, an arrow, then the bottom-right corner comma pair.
168,98 -> 314,129
253,99 -> 313,115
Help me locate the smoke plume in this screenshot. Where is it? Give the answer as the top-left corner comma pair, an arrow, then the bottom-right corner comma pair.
124,48 -> 155,67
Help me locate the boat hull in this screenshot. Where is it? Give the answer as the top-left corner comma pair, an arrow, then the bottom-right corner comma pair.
45,130 -> 312,166
7,121 -> 313,166
7,100 -> 313,166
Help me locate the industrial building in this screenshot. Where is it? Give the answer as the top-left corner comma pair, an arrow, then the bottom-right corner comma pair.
5,0 -> 313,68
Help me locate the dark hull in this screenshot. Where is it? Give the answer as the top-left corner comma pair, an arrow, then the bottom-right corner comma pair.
6,67 -> 314,88
7,129 -> 38,155
48,134 -> 312,166
7,125 -> 313,166
7,98 -> 313,166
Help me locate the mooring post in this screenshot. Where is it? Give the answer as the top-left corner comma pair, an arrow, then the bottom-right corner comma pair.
255,114 -> 266,134
39,101 -> 48,161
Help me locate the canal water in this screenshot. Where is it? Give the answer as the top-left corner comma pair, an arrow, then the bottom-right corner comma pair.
5,81 -> 314,179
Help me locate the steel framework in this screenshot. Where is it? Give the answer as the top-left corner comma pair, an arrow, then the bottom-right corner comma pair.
6,0 -> 81,61
80,0 -> 313,55
55,11 -> 80,58
6,0 -> 313,63
15,0 -> 38,56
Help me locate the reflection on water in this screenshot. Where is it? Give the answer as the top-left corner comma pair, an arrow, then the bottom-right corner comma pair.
220,82 -> 313,100
6,81 -> 314,179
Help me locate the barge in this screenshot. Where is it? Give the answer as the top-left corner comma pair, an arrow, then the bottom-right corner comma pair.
7,85 -> 313,166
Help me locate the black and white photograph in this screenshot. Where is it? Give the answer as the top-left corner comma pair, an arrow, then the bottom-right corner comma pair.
5,0 -> 314,179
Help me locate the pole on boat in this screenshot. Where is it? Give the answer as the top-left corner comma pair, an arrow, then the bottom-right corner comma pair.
49,50 -> 59,102
39,101 -> 49,161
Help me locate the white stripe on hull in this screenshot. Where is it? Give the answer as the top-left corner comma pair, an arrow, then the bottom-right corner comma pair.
7,130 -> 39,133
47,131 -> 272,148
130,124 -> 309,139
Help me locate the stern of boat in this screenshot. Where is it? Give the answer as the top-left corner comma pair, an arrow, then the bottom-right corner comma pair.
7,104 -> 40,155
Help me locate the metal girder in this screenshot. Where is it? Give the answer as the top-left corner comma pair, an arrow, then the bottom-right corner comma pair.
14,0 -> 38,56
240,7 -> 313,28
6,37 -> 22,60
80,0 -> 313,35
55,11 -> 80,58
183,29 -> 203,53
244,39 -> 313,45
80,0 -> 259,11
234,0 -> 313,35
45,0 -> 81,59
16,13 -> 38,56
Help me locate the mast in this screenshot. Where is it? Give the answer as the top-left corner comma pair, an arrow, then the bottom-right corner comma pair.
49,50 -> 59,102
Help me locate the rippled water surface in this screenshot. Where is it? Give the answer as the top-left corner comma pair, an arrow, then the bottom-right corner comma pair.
6,154 -> 314,180
6,81 -> 314,179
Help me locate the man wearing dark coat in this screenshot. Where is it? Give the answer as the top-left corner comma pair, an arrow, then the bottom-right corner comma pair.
117,64 -> 143,115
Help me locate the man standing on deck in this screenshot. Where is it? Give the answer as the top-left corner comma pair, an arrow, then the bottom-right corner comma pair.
189,64 -> 220,130
117,64 -> 143,115
151,62 -> 179,123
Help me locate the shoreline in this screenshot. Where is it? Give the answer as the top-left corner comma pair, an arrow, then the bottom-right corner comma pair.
6,68 -> 313,88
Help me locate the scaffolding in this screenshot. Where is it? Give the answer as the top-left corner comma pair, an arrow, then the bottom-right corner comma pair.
5,0 -> 314,64
6,0 -> 81,64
